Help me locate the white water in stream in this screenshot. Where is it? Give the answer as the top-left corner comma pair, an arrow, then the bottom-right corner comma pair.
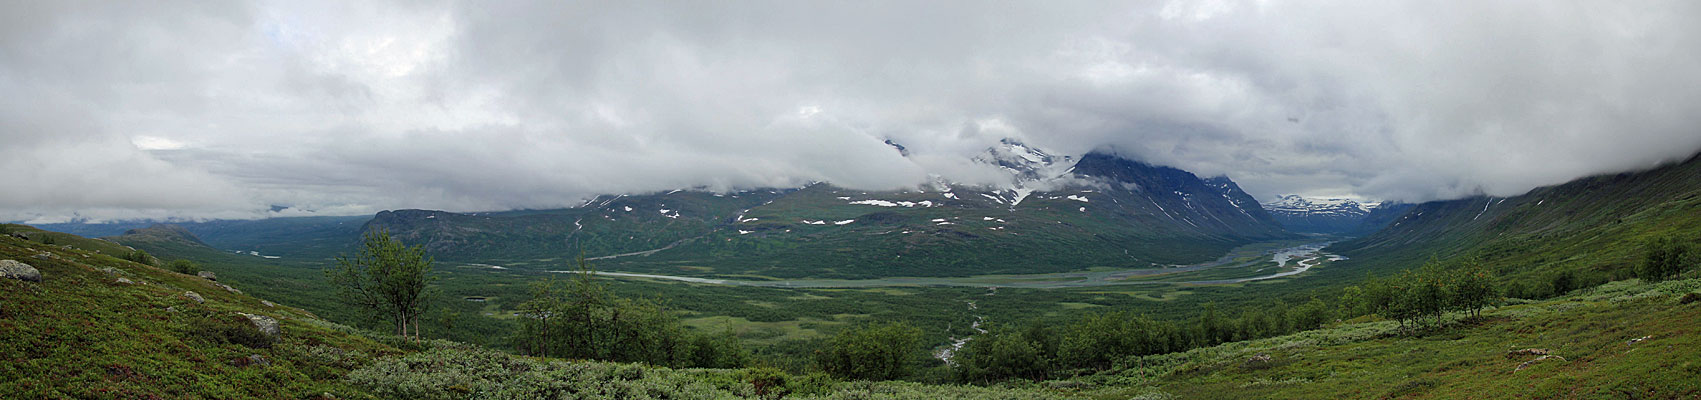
934,300 -> 988,365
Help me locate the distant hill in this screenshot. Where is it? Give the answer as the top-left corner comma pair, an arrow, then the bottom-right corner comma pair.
36,215 -> 369,261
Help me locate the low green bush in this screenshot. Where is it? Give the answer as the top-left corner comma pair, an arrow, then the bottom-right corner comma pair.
180,308 -> 274,349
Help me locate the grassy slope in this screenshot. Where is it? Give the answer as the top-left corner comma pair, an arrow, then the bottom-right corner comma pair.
1071,278 -> 1701,399
0,229 -> 400,399
1331,153 -> 1701,282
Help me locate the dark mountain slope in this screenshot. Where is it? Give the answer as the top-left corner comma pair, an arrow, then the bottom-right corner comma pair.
356,150 -> 1293,279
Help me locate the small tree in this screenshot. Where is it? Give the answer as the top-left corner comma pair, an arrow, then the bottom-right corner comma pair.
167,259 -> 200,275
326,230 -> 435,340
1450,258 -> 1497,318
817,322 -> 923,381
512,255 -> 747,368
1640,237 -> 1694,282
959,324 -> 1049,383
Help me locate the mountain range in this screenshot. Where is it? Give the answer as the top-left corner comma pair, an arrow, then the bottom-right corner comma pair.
360,140 -> 1295,278
1260,195 -> 1414,235
36,140 -> 1300,279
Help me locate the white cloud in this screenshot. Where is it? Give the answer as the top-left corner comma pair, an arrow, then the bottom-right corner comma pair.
3,1 -> 1700,222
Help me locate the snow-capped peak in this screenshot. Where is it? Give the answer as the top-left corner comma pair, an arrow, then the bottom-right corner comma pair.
971,139 -> 1080,207
1262,195 -> 1375,214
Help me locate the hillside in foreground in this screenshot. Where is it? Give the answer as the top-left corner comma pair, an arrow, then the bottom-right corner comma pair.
0,229 -> 1076,399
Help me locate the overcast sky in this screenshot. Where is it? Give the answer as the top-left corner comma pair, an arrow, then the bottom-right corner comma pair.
4,1 -> 1700,223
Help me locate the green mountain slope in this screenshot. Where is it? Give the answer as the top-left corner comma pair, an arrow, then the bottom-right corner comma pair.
1332,153 -> 1701,283
1069,278 -> 1701,399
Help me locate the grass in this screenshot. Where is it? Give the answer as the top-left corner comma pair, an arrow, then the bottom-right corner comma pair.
0,231 -> 399,399
1066,277 -> 1701,399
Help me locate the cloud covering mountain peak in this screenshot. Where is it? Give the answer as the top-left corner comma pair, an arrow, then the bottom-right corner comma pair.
4,1 -> 1701,222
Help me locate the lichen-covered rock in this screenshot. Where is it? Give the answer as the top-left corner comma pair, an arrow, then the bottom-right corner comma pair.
261,300 -> 275,307
184,291 -> 205,304
197,271 -> 217,281
239,313 -> 280,337
116,277 -> 135,284
0,260 -> 41,282
215,282 -> 242,294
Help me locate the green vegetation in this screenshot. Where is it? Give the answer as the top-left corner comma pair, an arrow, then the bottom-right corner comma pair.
1640,236 -> 1696,281
1347,257 -> 1498,327
2,226 -> 1078,399
327,230 -> 437,340
511,257 -> 748,368
167,258 -> 201,275
816,322 -> 925,381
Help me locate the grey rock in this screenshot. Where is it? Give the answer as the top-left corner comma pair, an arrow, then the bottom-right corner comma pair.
166,306 -> 179,312
0,260 -> 42,282
261,300 -> 275,307
239,313 -> 280,337
214,282 -> 242,294
247,354 -> 270,366
33,252 -> 51,260
197,271 -> 217,281
115,277 -> 134,284
184,291 -> 205,304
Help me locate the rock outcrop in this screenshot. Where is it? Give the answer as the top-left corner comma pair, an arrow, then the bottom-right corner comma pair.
238,313 -> 280,337
0,260 -> 41,282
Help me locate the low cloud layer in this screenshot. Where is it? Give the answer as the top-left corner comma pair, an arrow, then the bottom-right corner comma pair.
4,1 -> 1700,222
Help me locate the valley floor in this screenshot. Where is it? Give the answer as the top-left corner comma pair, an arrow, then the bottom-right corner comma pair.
535,239 -> 1341,289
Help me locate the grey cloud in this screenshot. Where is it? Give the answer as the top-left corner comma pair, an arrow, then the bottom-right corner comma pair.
3,1 -> 1700,222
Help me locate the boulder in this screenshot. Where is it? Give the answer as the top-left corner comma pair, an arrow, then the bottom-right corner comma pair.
1513,355 -> 1565,372
0,260 -> 42,282
115,277 -> 135,284
1506,348 -> 1549,358
239,313 -> 280,337
261,300 -> 275,307
1244,353 -> 1274,369
214,282 -> 242,294
197,271 -> 217,281
184,291 -> 205,304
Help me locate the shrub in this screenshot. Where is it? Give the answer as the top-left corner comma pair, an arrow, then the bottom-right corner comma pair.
1680,292 -> 1700,305
166,259 -> 200,275
1640,237 -> 1695,282
181,309 -> 274,349
123,249 -> 157,266
817,321 -> 924,381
